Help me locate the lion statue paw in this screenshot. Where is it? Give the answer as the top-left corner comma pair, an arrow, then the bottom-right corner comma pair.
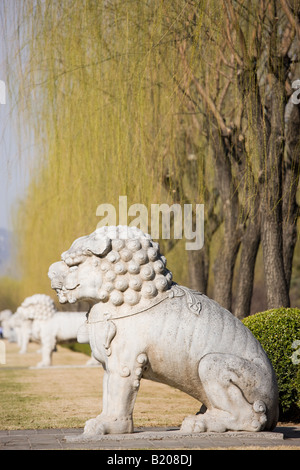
83,414 -> 133,436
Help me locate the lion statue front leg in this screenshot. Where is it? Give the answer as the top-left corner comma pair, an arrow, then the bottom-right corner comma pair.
83,371 -> 135,435
82,351 -> 148,437
66,370 -> 137,441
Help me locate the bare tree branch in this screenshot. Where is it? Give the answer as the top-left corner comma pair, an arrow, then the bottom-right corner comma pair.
279,0 -> 300,38
222,0 -> 251,65
177,41 -> 231,136
220,1 -> 244,66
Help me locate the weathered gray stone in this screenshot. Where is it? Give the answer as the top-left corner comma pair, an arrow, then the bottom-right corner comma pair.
48,225 -> 279,439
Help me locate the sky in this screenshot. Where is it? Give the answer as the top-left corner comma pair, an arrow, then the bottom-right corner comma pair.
0,96 -> 26,231
0,75 -> 29,232
0,5 -> 30,232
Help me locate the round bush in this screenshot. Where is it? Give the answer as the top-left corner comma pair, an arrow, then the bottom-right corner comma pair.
243,308 -> 300,421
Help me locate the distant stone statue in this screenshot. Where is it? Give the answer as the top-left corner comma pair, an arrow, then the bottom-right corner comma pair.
16,294 -> 96,367
0,310 -> 13,340
11,309 -> 32,354
49,225 -> 279,437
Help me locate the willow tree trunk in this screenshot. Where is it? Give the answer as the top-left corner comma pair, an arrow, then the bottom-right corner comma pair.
187,188 -> 222,294
211,130 -> 242,312
260,80 -> 290,309
261,211 -> 290,308
187,246 -> 209,293
233,209 -> 261,319
282,101 -> 300,290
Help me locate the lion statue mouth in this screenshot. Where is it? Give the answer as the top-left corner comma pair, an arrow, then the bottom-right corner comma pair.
56,285 -> 80,304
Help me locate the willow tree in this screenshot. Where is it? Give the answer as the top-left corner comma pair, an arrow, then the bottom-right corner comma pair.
156,0 -> 300,313
4,0 -> 300,314
4,0 -> 206,298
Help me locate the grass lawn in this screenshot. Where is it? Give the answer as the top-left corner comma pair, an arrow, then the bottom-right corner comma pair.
0,340 -> 200,430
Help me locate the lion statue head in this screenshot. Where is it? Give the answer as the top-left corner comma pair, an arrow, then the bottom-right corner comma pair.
48,226 -> 173,308
17,294 -> 57,321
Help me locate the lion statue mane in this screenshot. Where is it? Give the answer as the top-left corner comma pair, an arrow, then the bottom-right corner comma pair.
57,225 -> 173,308
48,225 -> 279,439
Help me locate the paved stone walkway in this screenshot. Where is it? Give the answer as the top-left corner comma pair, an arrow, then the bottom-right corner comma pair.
0,426 -> 300,450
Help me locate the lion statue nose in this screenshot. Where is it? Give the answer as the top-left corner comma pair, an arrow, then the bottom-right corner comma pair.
50,279 -> 63,290
48,261 -> 69,285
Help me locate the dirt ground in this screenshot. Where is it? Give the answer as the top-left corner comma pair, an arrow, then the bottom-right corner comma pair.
1,340 -> 300,450
0,340 -> 200,430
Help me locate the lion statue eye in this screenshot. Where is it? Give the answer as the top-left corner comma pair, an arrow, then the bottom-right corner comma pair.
69,265 -> 79,272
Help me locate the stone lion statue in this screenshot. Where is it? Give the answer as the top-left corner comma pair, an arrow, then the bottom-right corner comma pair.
8,310 -> 27,349
16,294 -> 95,367
48,225 -> 279,437
0,309 -> 13,340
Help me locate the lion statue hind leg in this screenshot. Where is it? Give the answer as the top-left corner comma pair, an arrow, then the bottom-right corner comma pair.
181,353 -> 275,433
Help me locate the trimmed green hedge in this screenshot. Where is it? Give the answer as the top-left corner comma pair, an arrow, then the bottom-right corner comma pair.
61,342 -> 92,356
243,308 -> 300,421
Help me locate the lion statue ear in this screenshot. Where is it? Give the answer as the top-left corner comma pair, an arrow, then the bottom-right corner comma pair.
84,235 -> 112,257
